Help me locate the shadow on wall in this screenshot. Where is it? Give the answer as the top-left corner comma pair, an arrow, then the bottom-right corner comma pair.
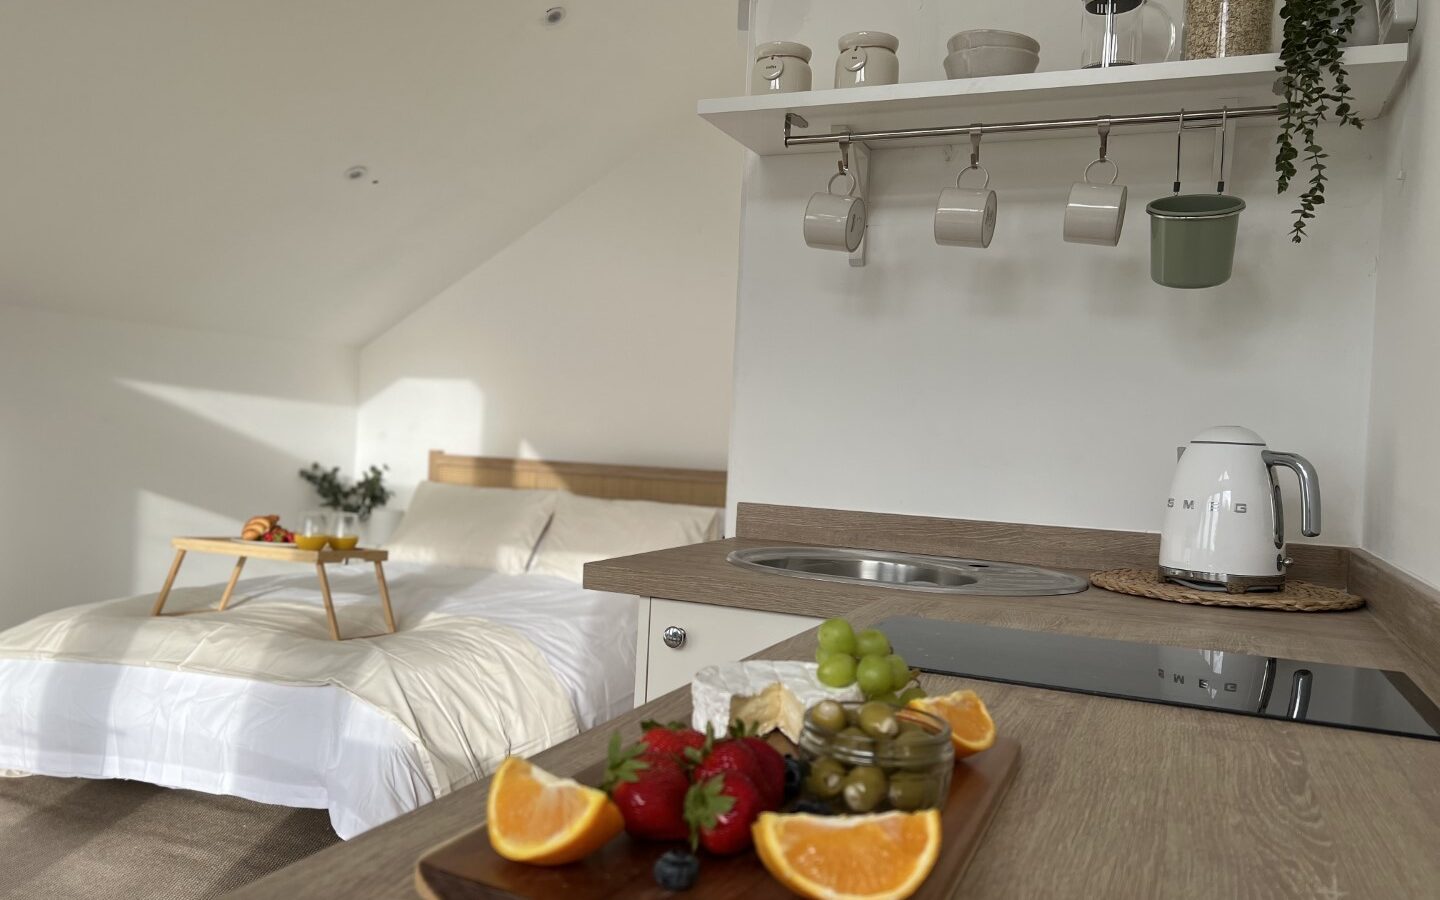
350,113 -> 740,496
0,306 -> 356,630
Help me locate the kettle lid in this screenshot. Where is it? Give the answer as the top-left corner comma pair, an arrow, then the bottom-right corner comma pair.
1190,425 -> 1265,445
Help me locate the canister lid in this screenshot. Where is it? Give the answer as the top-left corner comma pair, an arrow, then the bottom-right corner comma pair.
838,31 -> 899,51
1085,0 -> 1142,13
756,41 -> 812,62
1191,425 -> 1266,445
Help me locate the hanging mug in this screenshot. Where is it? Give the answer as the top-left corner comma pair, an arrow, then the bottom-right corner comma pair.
935,165 -> 997,248
1064,157 -> 1128,246
804,170 -> 867,252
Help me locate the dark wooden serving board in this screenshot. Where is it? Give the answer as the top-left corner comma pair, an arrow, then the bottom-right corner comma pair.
415,737 -> 1020,900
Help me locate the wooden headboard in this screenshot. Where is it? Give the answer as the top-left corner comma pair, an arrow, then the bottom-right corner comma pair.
427,450 -> 727,507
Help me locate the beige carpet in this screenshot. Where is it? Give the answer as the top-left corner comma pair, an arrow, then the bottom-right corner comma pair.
0,775 -> 339,899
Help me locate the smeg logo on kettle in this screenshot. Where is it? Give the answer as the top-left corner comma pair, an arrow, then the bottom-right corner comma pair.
1157,668 -> 1239,692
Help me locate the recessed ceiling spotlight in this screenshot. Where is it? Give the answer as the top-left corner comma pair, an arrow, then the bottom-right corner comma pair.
543,6 -> 566,25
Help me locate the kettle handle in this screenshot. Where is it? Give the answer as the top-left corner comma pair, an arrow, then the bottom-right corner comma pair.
1261,451 -> 1321,537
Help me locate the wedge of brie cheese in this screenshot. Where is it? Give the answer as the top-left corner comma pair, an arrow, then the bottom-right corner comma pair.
691,660 -> 863,742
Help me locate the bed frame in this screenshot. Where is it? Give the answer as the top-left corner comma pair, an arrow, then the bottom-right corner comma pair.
427,450 -> 727,507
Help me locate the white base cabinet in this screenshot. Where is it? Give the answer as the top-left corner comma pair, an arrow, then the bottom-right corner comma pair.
633,597 -> 821,706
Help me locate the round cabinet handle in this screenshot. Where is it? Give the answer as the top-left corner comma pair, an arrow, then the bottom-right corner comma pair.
662,626 -> 687,649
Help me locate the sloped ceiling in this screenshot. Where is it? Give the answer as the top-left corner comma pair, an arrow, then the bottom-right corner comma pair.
0,1 -> 743,345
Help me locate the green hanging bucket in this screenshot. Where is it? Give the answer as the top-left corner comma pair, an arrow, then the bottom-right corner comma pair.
1147,193 -> 1246,289
1147,109 -> 1246,289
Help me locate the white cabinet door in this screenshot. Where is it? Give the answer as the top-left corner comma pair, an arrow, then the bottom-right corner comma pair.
637,598 -> 820,705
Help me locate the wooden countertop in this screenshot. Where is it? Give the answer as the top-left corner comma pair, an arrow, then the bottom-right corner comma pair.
589,538 -> 1435,688
236,539 -> 1440,899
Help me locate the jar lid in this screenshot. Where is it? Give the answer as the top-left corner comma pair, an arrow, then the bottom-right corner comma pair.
838,30 -> 899,52
756,40 -> 812,62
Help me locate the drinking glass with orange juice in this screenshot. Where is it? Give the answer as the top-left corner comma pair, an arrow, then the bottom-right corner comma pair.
330,512 -> 361,551
295,511 -> 333,551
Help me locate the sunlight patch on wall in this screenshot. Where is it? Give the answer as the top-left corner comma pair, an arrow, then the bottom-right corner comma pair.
131,490 -> 239,594
355,377 -> 485,504
116,378 -> 354,460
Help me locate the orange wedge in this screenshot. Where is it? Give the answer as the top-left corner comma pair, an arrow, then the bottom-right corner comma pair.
753,810 -> 941,900
486,756 -> 622,865
907,689 -> 996,758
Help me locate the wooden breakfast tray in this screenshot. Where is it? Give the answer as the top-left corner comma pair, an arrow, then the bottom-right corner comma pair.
415,737 -> 1020,900
151,536 -> 395,641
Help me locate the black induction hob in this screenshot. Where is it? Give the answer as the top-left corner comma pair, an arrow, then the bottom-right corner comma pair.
877,616 -> 1440,741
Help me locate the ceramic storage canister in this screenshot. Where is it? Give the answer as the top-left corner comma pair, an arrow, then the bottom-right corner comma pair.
751,41 -> 813,94
835,31 -> 900,86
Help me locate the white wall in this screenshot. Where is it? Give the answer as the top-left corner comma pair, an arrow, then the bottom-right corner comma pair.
0,304 -> 357,628
354,12 -> 744,502
729,0 -> 1382,545
1365,0 -> 1440,587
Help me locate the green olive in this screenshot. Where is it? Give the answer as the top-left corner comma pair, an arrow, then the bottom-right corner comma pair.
841,765 -> 889,813
887,773 -> 939,810
834,726 -> 876,753
809,699 -> 847,733
885,728 -> 932,763
805,757 -> 846,799
857,701 -> 900,738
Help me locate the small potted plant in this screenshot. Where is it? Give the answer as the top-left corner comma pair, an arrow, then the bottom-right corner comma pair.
299,463 -> 393,515
1275,0 -> 1364,241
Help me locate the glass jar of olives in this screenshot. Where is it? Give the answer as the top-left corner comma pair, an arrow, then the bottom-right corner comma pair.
797,700 -> 954,814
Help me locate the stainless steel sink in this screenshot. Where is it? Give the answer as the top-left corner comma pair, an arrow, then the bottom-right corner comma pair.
726,546 -> 1089,596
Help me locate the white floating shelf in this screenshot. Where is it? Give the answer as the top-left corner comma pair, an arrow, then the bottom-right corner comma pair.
699,44 -> 1409,155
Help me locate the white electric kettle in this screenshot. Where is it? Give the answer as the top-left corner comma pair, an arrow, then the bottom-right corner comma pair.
1159,426 -> 1321,592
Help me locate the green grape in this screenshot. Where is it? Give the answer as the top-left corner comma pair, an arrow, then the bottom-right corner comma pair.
816,653 -> 858,688
855,628 -> 890,658
817,618 -> 858,655
886,654 -> 910,689
897,686 -> 927,705
855,654 -> 893,697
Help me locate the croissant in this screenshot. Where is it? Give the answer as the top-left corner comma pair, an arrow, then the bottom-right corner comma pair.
241,514 -> 280,540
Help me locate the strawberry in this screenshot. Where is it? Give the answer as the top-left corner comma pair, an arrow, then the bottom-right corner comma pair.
684,771 -> 763,856
729,724 -> 786,810
687,736 -> 764,796
603,733 -> 690,842
639,720 -> 706,759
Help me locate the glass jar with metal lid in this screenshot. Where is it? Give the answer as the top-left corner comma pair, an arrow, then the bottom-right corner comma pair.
751,41 -> 813,94
796,700 -> 953,813
835,31 -> 900,87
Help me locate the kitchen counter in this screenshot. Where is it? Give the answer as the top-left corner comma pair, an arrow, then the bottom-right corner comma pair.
589,537 -> 1430,690
236,518 -> 1440,899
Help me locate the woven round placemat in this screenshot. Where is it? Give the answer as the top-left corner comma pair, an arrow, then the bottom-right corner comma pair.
1091,568 -> 1365,612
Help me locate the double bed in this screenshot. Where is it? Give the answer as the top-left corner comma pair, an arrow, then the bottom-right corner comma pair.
0,452 -> 726,838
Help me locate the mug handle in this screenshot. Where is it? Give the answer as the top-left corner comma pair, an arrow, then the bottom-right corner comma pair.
955,164 -> 990,190
1083,157 -> 1120,185
829,170 -> 860,197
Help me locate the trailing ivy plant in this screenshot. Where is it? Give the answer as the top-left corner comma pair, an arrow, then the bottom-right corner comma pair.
299,463 -> 393,520
1275,0 -> 1363,242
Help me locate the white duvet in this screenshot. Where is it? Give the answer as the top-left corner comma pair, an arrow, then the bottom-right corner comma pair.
0,564 -> 636,838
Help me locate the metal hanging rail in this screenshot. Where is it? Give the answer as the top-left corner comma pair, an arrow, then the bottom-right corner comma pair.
782,103 -> 1286,148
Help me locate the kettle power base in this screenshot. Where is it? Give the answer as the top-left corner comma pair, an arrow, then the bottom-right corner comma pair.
1090,568 -> 1365,613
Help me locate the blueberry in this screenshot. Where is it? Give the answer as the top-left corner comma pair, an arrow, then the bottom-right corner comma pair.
782,755 -> 809,801
653,849 -> 700,891
792,798 -> 834,816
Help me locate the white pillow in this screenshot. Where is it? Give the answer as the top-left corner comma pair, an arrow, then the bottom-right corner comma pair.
528,493 -> 723,583
384,482 -> 557,573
